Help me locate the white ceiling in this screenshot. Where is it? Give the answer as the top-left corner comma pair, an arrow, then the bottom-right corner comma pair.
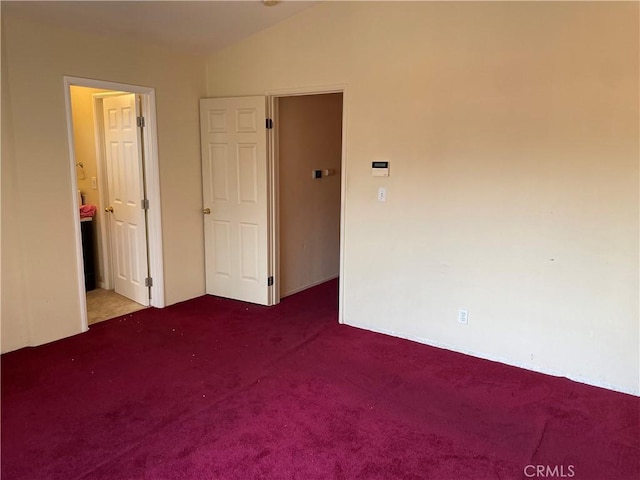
1,1 -> 320,56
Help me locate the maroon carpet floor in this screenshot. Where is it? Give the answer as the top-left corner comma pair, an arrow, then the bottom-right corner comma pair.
2,280 -> 638,479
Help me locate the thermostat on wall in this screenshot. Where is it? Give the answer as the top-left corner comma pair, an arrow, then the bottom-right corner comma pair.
372,161 -> 389,177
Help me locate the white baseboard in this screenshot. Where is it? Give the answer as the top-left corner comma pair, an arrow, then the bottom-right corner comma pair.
344,320 -> 639,397
281,274 -> 338,298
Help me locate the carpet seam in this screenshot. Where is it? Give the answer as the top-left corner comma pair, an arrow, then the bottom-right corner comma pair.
529,418 -> 549,463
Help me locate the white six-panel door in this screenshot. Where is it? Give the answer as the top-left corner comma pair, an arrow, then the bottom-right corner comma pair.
200,96 -> 270,305
102,94 -> 149,306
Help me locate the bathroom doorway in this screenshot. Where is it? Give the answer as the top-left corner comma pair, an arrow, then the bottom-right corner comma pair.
65,77 -> 165,328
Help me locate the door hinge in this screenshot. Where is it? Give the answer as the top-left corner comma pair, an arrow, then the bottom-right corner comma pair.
267,276 -> 274,286
266,118 -> 273,129
141,199 -> 150,210
145,277 -> 153,287
137,116 -> 145,128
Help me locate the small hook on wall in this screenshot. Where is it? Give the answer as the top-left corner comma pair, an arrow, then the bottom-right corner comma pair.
76,162 -> 86,180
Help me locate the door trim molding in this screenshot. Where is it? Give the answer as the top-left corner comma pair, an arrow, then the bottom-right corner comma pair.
266,84 -> 348,323
63,76 -> 165,332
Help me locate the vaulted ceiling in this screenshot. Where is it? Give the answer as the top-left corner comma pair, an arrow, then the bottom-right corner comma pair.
1,1 -> 319,55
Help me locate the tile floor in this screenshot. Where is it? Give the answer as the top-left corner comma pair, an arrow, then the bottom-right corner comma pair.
86,288 -> 146,325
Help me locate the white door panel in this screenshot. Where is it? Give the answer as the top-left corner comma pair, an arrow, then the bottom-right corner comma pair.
103,94 -> 149,306
200,96 -> 270,305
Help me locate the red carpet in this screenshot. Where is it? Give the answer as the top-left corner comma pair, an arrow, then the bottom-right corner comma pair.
2,280 -> 638,479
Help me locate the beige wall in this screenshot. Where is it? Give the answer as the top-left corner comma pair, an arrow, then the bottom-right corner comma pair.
278,93 -> 342,297
1,14 -> 207,352
1,23 -> 27,350
71,87 -> 107,210
206,2 -> 639,393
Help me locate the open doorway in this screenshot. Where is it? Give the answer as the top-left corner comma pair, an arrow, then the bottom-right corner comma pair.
198,88 -> 346,318
64,77 -> 165,330
70,87 -> 144,324
275,93 -> 343,299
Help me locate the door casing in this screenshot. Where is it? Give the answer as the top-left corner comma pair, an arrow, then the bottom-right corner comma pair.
64,76 -> 165,332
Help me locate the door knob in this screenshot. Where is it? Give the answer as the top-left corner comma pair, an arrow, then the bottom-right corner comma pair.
203,208 -> 211,215
105,206 -> 114,213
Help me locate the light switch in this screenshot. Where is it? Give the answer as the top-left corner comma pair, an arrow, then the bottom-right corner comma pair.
91,177 -> 98,190
378,187 -> 387,202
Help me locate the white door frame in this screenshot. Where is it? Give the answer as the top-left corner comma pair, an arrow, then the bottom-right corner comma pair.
64,76 -> 165,332
266,85 -> 348,323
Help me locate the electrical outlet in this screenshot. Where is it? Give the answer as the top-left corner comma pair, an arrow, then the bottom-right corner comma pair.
458,309 -> 469,325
